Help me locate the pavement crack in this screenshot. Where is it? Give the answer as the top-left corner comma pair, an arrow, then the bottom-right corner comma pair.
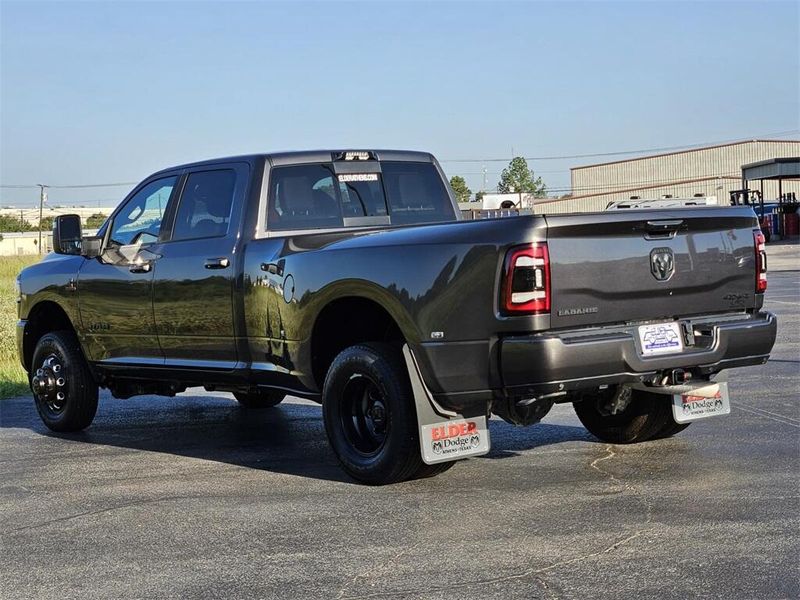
731,403 -> 800,428
590,444 -> 654,515
341,445 -> 654,600
2,495 -> 205,534
531,573 -> 560,600
335,541 -> 421,600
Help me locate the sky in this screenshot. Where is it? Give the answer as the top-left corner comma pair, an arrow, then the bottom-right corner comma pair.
1,0 -> 798,209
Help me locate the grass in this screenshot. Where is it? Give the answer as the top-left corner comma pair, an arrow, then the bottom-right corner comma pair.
0,255 -> 39,399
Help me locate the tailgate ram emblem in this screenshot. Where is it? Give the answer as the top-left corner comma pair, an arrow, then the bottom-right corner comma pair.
650,248 -> 675,281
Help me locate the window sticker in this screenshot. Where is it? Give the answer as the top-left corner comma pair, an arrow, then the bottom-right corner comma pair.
338,173 -> 379,183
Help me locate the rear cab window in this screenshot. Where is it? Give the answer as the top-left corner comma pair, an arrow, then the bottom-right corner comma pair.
266,159 -> 454,232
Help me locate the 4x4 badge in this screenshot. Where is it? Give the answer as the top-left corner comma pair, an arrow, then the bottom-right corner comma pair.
650,248 -> 675,281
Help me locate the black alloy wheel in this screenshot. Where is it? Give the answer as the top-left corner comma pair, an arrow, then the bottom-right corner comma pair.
31,330 -> 98,432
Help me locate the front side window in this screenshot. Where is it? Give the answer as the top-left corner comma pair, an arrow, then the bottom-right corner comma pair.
110,176 -> 177,246
172,169 -> 236,241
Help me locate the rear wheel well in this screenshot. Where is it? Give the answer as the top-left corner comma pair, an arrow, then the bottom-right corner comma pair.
23,302 -> 75,372
310,297 -> 405,390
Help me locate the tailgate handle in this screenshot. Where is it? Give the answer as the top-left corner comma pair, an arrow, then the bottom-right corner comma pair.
644,219 -> 684,238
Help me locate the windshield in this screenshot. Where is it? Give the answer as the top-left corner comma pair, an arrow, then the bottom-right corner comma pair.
267,161 -> 454,231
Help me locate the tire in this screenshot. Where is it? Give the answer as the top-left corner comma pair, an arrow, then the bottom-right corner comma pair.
654,420 -> 691,439
30,330 -> 98,433
234,389 -> 285,409
412,461 -> 456,480
322,343 -> 427,485
573,388 -> 676,444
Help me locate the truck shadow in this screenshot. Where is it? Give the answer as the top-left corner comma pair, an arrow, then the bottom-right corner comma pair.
0,394 -> 592,484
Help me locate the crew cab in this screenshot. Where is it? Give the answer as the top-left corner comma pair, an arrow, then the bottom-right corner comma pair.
17,150 -> 777,484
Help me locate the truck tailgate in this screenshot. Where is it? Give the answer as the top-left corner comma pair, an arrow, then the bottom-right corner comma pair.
544,207 -> 760,329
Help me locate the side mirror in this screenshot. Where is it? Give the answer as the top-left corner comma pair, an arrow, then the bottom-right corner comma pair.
52,214 -> 82,255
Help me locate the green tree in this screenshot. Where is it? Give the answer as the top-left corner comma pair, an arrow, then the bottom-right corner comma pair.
39,216 -> 55,231
0,215 -> 33,232
449,175 -> 472,203
86,213 -> 108,228
497,156 -> 547,197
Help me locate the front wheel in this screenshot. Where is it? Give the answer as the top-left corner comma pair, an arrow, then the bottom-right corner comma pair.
31,330 -> 98,432
322,343 -> 427,485
573,387 -> 685,444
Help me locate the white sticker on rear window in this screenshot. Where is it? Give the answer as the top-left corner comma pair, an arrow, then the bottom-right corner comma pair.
338,173 -> 379,183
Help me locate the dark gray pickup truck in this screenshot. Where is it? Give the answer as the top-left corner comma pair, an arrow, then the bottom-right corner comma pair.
16,150 -> 777,484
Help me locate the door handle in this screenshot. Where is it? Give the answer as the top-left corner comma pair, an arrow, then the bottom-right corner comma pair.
645,219 -> 684,232
129,261 -> 152,273
642,219 -> 684,239
260,261 -> 284,276
205,257 -> 230,270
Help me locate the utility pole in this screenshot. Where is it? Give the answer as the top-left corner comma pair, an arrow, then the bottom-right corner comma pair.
37,184 -> 48,254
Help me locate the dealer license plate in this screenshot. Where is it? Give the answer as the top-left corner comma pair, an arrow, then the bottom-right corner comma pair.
637,321 -> 684,356
672,382 -> 731,424
420,416 -> 490,465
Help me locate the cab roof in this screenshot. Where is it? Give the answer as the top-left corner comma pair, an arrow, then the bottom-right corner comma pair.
152,149 -> 436,176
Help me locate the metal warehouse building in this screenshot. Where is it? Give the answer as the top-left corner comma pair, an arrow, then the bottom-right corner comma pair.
538,139 -> 800,214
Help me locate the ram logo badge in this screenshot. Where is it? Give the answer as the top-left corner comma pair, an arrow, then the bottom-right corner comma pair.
650,247 -> 675,281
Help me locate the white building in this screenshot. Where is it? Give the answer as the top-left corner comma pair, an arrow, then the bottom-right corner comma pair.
480,192 -> 538,210
0,228 -> 101,256
538,139 -> 800,214
0,232 -> 53,256
0,206 -> 115,227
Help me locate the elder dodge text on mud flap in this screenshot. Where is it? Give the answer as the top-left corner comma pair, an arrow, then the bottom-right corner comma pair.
17,149 -> 776,484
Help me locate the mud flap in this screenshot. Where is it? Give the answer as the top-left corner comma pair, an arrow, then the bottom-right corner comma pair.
402,345 -> 490,465
630,381 -> 731,423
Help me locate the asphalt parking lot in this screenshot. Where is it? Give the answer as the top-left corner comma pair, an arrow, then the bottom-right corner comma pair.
1,245 -> 798,600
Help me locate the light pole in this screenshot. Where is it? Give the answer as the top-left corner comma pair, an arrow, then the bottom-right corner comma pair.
37,184 -> 48,254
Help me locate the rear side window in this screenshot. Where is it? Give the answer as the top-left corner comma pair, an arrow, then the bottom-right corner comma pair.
381,162 -> 453,225
172,169 -> 236,241
268,164 -> 344,231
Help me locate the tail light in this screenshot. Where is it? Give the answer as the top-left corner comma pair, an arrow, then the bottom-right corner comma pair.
503,243 -> 550,314
754,229 -> 767,293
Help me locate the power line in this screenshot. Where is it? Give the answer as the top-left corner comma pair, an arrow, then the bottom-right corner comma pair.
466,171 -> 742,194
546,173 -> 740,193
1,131 -> 797,191
439,130 -> 800,163
474,173 -> 746,198
0,181 -> 137,189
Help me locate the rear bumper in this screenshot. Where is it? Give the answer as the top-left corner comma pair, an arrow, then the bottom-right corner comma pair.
500,311 -> 777,398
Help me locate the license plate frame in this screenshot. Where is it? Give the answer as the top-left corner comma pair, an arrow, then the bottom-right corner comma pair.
672,382 -> 730,423
637,321 -> 684,356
